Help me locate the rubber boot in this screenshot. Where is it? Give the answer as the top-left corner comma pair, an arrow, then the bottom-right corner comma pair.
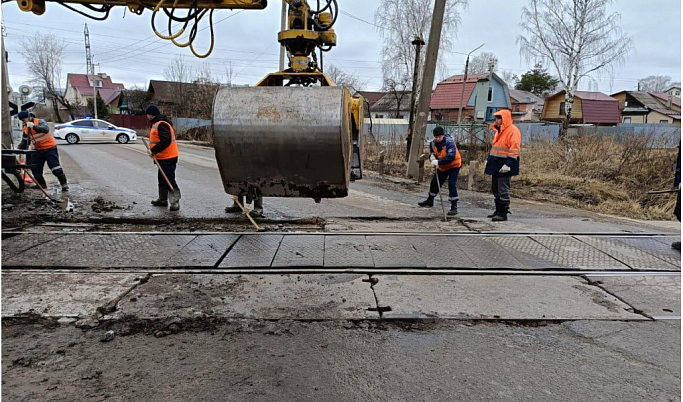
58,175 -> 69,192
169,188 -> 181,211
418,196 -> 434,207
151,185 -> 168,206
673,241 -> 681,251
492,204 -> 508,221
251,196 -> 263,217
447,202 -> 458,216
487,200 -> 500,218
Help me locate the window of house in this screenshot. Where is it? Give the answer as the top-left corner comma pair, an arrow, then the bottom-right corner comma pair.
487,87 -> 494,102
560,102 -> 566,115
623,117 -> 631,123
436,114 -> 443,121
375,114 -> 384,118
660,120 -> 669,124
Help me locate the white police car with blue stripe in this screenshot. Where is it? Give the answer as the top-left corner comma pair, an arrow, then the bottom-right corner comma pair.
54,118 -> 137,145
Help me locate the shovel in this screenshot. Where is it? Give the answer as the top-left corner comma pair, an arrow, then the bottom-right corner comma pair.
141,138 -> 178,199
433,166 -> 448,222
24,170 -> 73,211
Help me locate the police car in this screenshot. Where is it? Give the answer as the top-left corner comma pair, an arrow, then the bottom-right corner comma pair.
54,118 -> 138,144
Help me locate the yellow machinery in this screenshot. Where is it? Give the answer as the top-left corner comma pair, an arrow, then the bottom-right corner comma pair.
14,0 -> 365,202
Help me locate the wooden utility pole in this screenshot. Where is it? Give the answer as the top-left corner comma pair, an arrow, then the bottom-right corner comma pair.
2,34 -> 12,149
405,36 -> 425,161
406,0 -> 446,178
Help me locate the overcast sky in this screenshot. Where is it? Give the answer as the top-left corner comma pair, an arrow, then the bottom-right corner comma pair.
2,0 -> 681,94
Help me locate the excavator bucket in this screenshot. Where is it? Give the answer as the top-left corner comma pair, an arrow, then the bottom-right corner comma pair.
213,86 -> 363,201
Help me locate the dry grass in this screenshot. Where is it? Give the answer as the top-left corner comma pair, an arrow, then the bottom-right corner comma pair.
363,132 -> 679,220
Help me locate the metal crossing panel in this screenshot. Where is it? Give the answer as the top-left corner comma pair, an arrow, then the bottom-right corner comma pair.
615,238 -> 681,268
166,234 -> 240,267
452,237 -> 526,269
366,236 -> 426,268
409,236 -> 477,268
531,236 -> 629,270
271,235 -> 324,267
487,236 -> 567,269
576,236 -> 680,271
220,235 -> 283,268
324,235 -> 374,268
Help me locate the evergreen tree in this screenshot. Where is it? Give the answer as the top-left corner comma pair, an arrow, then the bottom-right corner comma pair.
515,63 -> 560,97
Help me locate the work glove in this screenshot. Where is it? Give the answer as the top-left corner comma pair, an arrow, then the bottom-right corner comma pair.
25,122 -> 34,129
499,164 -> 511,174
429,154 -> 437,162
431,159 -> 439,167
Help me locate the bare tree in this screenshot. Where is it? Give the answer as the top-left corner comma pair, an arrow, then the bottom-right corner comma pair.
375,0 -> 468,94
21,33 -> 81,122
638,75 -> 680,93
518,0 -> 634,136
122,85 -> 150,115
381,72 -> 411,118
467,52 -> 499,74
325,65 -> 365,93
501,70 -> 519,88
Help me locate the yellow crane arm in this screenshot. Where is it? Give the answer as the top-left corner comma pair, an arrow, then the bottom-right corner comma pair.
16,0 -> 266,16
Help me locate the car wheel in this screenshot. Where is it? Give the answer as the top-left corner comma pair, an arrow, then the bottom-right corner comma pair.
116,134 -> 130,144
65,133 -> 79,144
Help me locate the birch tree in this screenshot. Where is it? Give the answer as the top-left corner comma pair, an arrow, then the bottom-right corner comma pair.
517,0 -> 633,136
467,52 -> 499,75
375,0 -> 468,94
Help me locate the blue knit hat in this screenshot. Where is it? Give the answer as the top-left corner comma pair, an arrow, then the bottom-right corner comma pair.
17,111 -> 30,120
145,104 -> 160,117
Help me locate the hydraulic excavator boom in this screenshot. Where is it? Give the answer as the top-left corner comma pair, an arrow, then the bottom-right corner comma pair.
12,0 -> 365,202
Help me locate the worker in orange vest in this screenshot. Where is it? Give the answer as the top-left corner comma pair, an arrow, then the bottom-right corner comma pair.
17,111 -> 69,192
418,126 -> 462,216
484,109 -> 521,222
145,105 -> 181,211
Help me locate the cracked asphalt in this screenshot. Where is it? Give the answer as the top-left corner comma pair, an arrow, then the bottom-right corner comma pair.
2,140 -> 681,401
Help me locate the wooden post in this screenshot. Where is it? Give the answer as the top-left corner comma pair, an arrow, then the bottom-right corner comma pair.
467,160 -> 478,191
1,35 -> 13,149
378,150 -> 386,176
406,0 -> 446,178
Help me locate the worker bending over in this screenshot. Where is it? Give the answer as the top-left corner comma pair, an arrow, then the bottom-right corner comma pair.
17,110 -> 69,192
418,126 -> 462,216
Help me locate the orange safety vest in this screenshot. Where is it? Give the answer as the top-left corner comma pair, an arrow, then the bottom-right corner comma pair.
432,142 -> 462,171
149,121 -> 178,160
24,118 -> 57,150
489,110 -> 521,160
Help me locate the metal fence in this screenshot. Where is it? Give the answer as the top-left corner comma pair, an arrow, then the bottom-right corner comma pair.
364,120 -> 680,148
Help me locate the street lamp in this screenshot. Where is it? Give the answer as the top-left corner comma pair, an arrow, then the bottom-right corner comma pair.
455,43 -> 485,126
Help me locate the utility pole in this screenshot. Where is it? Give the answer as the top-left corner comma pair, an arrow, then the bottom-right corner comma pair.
2,32 -> 12,149
406,35 -> 425,161
84,24 -> 97,120
406,0 -> 446,178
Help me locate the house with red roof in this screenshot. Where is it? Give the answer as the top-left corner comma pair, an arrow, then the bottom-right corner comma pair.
541,90 -> 620,125
65,73 -> 125,114
429,73 -> 488,122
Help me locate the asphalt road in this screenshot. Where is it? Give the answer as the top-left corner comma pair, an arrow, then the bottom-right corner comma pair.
2,138 -> 680,402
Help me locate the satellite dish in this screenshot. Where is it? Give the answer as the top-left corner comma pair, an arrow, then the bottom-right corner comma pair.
19,85 -> 32,96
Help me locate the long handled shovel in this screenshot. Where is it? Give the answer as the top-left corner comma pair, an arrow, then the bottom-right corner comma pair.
434,167 -> 447,222
141,138 -> 178,198
24,170 -> 73,211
